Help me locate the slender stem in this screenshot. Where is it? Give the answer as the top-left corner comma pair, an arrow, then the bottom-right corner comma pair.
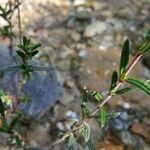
47,52 -> 143,148
16,0 -> 22,43
89,53 -> 142,117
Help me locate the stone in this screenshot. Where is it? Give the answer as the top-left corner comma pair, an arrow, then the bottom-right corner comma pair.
0,45 -> 60,119
84,21 -> 107,37
130,122 -> 150,142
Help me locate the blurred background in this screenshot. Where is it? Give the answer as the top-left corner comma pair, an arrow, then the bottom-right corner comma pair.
0,0 -> 150,149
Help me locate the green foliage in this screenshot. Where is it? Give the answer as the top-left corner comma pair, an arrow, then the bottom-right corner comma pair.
0,98 -> 5,118
17,36 -> 41,61
119,39 -> 130,77
125,78 -> 150,95
79,122 -> 90,143
115,86 -> 135,95
99,107 -> 106,128
66,132 -> 75,150
110,71 -> 118,92
91,91 -> 103,102
81,102 -> 90,119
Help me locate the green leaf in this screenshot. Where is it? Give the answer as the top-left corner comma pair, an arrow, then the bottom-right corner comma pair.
86,139 -> 95,150
99,107 -> 106,128
23,36 -> 27,46
0,5 -> 5,13
66,132 -> 74,150
91,91 -> 103,102
79,122 -> 90,142
0,98 -> 5,118
16,51 -> 26,58
81,102 -> 90,118
15,135 -> 22,147
125,78 -> 150,95
119,39 -> 130,76
138,39 -> 150,53
9,115 -> 21,131
115,86 -> 135,95
144,29 -> 150,40
82,87 -> 88,103
110,71 -> 118,92
31,50 -> 39,56
31,43 -> 41,51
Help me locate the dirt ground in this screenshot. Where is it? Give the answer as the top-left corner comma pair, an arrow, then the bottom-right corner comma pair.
0,0 -> 150,149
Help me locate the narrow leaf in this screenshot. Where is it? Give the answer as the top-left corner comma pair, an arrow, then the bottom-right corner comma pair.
119,39 -> 130,76
91,91 -> 103,102
79,122 -> 90,142
110,71 -> 118,91
0,98 -> 5,118
115,86 -> 135,95
16,51 -> 26,58
31,43 -> 41,51
66,132 -> 74,150
82,87 -> 88,103
81,102 -> 90,118
31,50 -> 39,56
99,107 -> 106,128
23,36 -> 27,45
126,78 -> 150,95
86,139 -> 95,150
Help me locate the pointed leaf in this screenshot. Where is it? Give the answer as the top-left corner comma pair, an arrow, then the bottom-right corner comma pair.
81,102 -> 90,118
115,86 -> 135,95
119,39 -> 130,76
79,122 -> 90,142
110,71 -> 118,91
125,78 -> 150,95
99,107 -> 106,128
86,139 -> 95,150
23,36 -> 27,45
16,51 -> 26,58
31,50 -> 39,56
66,132 -> 74,150
0,98 -> 5,118
82,87 -> 88,103
91,91 -> 103,102
31,43 -> 41,51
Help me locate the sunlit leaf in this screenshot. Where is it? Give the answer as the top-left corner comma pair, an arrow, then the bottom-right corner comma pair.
81,102 -> 90,118
66,132 -> 74,150
91,91 -> 103,102
119,39 -> 130,76
110,71 -> 118,92
126,78 -> 150,95
99,107 -> 106,128
86,139 -> 95,150
115,86 -> 135,95
31,43 -> 41,51
79,122 -> 90,142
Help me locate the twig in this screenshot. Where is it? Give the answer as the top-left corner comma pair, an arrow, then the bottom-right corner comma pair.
46,52 -> 143,148
16,0 -> 22,43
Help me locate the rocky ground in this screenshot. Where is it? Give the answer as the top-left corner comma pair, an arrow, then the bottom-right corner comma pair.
0,0 -> 150,149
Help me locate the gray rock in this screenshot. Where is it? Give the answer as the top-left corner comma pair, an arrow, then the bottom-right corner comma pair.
84,21 -> 107,37
0,45 -> 60,118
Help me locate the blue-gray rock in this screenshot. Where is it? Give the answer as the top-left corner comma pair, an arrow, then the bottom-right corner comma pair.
0,45 -> 60,118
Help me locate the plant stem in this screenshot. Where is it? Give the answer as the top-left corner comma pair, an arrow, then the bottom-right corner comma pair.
89,53 -> 142,117
47,52 -> 143,148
